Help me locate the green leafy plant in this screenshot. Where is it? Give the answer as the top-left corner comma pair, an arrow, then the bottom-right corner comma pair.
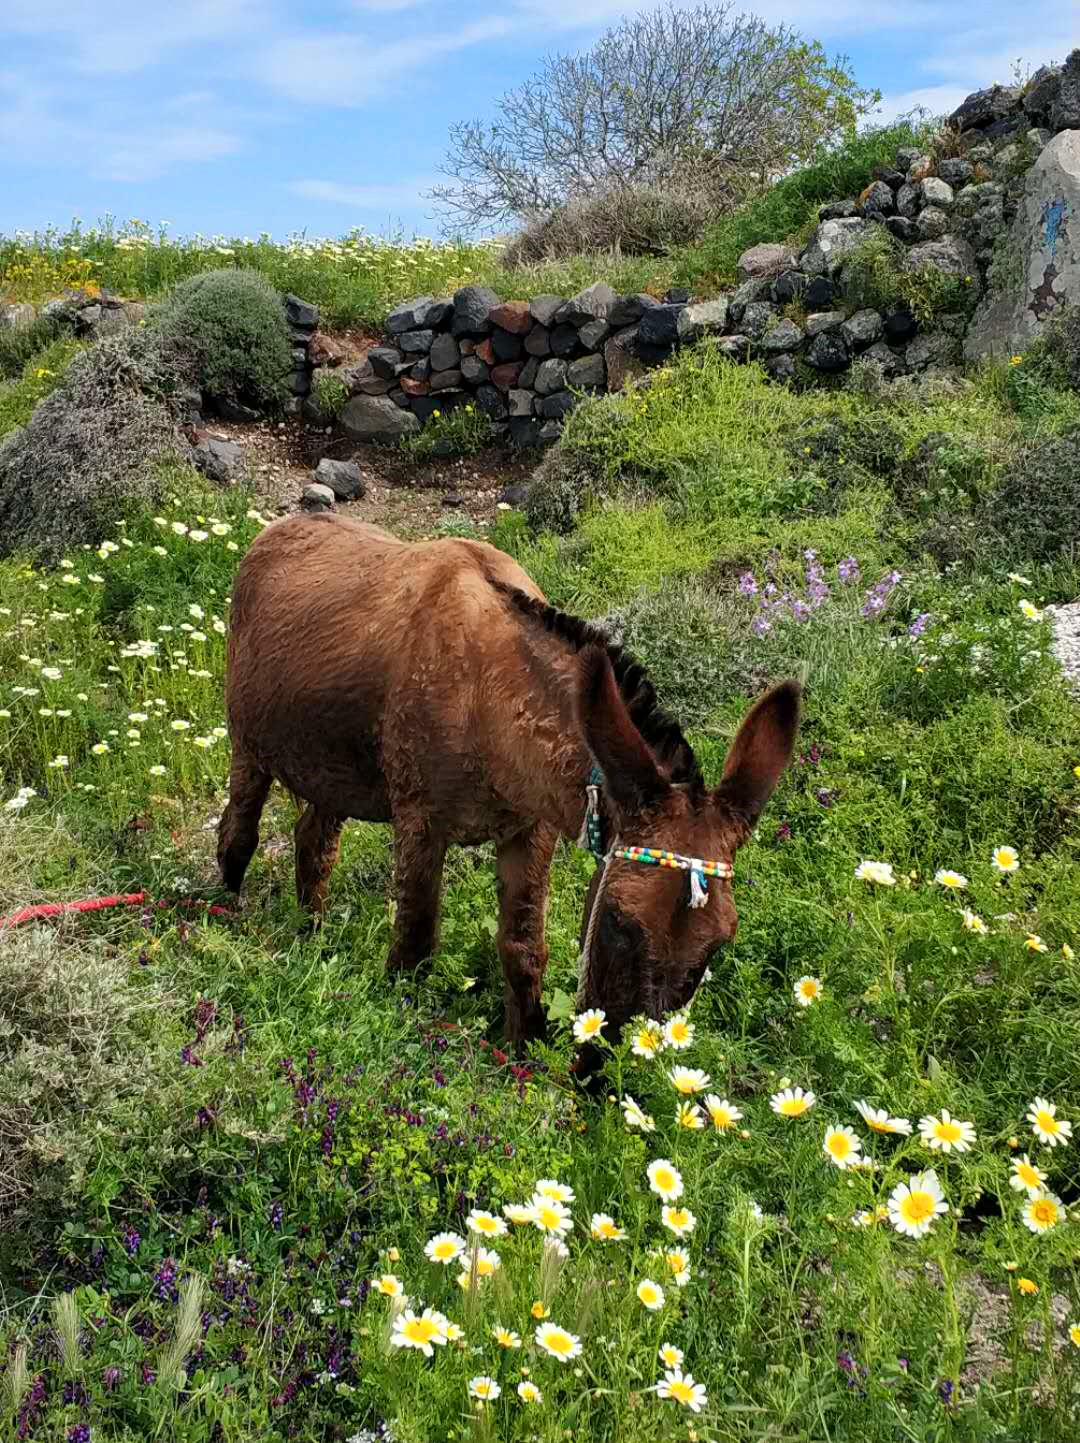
152,267 -> 292,410
310,368 -> 348,421
401,400 -> 494,461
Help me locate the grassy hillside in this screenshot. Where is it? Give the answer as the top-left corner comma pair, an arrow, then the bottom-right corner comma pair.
2,123 -> 1080,1442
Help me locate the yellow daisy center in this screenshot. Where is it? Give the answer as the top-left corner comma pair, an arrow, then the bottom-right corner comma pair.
779,1097 -> 809,1117
933,1120 -> 962,1143
403,1318 -> 438,1344
474,1381 -> 493,1397
581,1016 -> 601,1036
1035,1110 -> 1059,1135
799,980 -> 819,997
637,1032 -> 659,1052
1030,1199 -> 1058,1227
544,1330 -> 573,1356
1017,1162 -> 1041,1187
537,1205 -> 560,1228
475,1258 -> 495,1277
598,1221 -> 618,1238
668,1022 -> 689,1042
669,1379 -> 695,1405
667,1209 -> 690,1229
654,1167 -> 675,1191
434,1241 -> 456,1259
827,1133 -> 852,1160
900,1190 -> 934,1224
474,1216 -> 498,1232
710,1106 -> 734,1128
866,1117 -> 892,1133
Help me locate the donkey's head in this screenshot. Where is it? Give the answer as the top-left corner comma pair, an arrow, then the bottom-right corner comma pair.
575,648 -> 800,1063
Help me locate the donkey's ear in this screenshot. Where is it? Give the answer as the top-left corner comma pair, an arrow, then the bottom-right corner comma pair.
578,647 -> 668,817
714,680 -> 801,829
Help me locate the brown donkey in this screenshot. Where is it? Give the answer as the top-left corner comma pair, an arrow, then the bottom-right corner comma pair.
219,513 -> 800,1047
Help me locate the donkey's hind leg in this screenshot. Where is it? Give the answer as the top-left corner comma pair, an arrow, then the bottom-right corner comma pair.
294,804 -> 345,919
496,821 -> 559,1049
218,752 -> 272,894
387,815 -> 447,972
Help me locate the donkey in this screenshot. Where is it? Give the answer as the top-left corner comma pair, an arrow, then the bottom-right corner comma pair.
218,513 -> 800,1048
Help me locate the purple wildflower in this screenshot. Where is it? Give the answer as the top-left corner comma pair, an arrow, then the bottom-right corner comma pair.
269,1202 -> 284,1230
141,1364 -> 156,1387
102,1368 -> 121,1392
750,614 -> 772,638
17,1375 -> 46,1441
837,556 -> 860,584
67,1427 -> 91,1443
939,1379 -> 955,1407
861,569 -> 902,619
738,571 -> 758,596
179,1044 -> 204,1068
790,599 -> 811,623
908,611 -> 932,637
120,1223 -> 141,1256
154,1258 -> 179,1303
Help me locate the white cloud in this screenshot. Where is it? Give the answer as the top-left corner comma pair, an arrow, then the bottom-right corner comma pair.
290,178 -> 437,208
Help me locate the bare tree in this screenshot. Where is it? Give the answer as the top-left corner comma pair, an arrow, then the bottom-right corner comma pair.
430,2 -> 879,234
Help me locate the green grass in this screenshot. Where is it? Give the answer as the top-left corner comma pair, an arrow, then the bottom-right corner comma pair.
1,413 -> 1079,1440
0,335 -> 82,438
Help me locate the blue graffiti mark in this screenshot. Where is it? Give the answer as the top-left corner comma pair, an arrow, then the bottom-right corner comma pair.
1042,198 -> 1068,256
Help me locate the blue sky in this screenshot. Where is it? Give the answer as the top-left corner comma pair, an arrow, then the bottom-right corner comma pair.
1,0 -> 1076,241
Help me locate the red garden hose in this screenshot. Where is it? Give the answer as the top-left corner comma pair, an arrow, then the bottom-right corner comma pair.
0,892 -> 233,931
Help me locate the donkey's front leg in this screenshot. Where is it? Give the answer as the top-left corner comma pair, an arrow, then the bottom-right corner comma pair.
496,822 -> 559,1049
387,814 -> 447,972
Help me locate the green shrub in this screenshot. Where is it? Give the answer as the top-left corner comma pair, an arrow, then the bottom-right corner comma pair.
505,185 -> 714,263
0,329 -> 190,560
982,428 -> 1080,563
840,228 -> 973,327
1027,302 -> 1080,391
310,367 -> 348,421
673,121 -> 925,286
525,444 -> 609,534
0,311 -> 67,381
400,400 -> 494,461
0,336 -> 82,440
153,267 -> 292,409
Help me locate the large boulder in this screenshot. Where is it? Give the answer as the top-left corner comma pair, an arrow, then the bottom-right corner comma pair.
451,285 -> 500,336
966,130 -> 1080,362
676,299 -> 729,342
1050,50 -> 1080,131
904,234 -> 979,283
948,85 -> 1022,132
340,394 -> 420,441
385,296 -> 451,333
799,218 -> 872,277
557,282 -> 617,326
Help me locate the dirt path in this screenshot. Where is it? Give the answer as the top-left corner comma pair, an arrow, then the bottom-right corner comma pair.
202,413 -> 534,537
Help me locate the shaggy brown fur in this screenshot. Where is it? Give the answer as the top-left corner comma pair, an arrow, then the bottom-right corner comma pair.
219,513 -> 800,1045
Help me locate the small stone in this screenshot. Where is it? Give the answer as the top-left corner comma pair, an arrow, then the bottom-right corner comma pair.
638,304 -> 684,349
399,376 -> 430,397
534,358 -> 568,396
488,300 -> 532,333
429,333 -> 461,372
884,216 -> 917,243
895,146 -> 921,172
459,355 -> 490,385
841,309 -> 884,350
904,235 -> 978,282
677,298 -> 729,342
804,311 -> 846,337
285,369 -> 310,397
860,340 -> 906,378
764,353 -> 797,382
430,369 -> 464,392
715,335 -> 751,362
805,331 -> 849,373
604,332 -> 648,392
502,389 -> 530,418
491,328 -> 523,362
804,276 -> 835,309
509,418 -> 542,448
537,420 -> 563,445
904,333 -> 960,371
736,242 -> 796,282
441,493 -> 465,508
192,437 -> 248,483
895,182 -> 921,219
800,218 -> 872,277
728,277 -> 772,320
609,293 -> 658,327
919,177 -> 955,210
949,84 -> 1022,132
399,330 -> 435,355
758,318 -> 803,353
818,199 -> 858,221
549,324 -> 580,358
567,353 -> 606,390
385,296 -> 452,333
936,157 -> 974,188
915,206 -> 950,241
1023,64 -> 1062,122
214,397 -> 261,424
871,165 -> 905,189
538,390 -> 576,420
452,284 -> 500,336
578,318 -> 610,350
410,357 -> 432,382
301,483 -> 336,512
772,271 -> 807,304
284,294 -> 319,330
353,370 -> 394,397
313,458 -> 366,500
859,180 -> 896,216
518,356 -> 541,389
308,331 -> 346,367
528,295 -> 565,328
499,483 -> 531,508
741,301 -> 777,341
884,308 -> 918,342
474,384 -> 507,420
474,338 -> 496,365
663,287 -> 691,304
490,361 -> 523,390
557,281 -> 617,326
524,325 -> 552,357
906,154 -> 934,183
388,389 -> 410,409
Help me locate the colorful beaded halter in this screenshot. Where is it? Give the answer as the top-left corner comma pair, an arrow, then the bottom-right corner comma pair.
579,769 -> 732,910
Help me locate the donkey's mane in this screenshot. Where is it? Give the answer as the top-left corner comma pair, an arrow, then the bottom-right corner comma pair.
494,582 -> 703,790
